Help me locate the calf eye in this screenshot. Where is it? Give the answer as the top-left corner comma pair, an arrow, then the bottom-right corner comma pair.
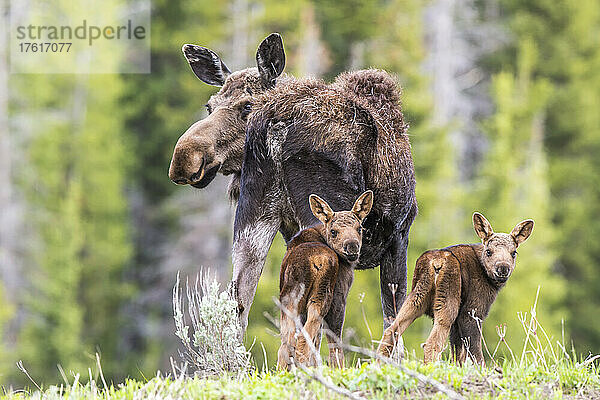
486,249 -> 493,257
205,103 -> 212,114
330,229 -> 338,238
512,251 -> 517,258
357,226 -> 363,235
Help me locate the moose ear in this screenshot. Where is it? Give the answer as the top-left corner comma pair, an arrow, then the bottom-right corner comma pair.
352,190 -> 374,222
511,219 -> 534,246
473,212 -> 494,242
309,194 -> 334,225
256,33 -> 285,88
182,44 -> 231,86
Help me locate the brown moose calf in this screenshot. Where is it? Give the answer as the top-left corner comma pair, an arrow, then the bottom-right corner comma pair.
377,212 -> 534,365
277,191 -> 373,370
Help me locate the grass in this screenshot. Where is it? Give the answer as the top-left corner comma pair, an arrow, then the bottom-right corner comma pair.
2,356 -> 599,400
4,282 -> 598,399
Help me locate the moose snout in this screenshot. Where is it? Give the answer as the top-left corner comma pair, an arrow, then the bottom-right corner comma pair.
343,240 -> 360,261
169,120 -> 222,188
495,263 -> 511,280
169,149 -> 205,184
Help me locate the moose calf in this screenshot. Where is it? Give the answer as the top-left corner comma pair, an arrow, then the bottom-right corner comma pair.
277,191 -> 374,370
377,212 -> 534,365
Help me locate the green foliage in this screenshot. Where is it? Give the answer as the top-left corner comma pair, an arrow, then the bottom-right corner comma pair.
0,284 -> 14,382
13,72 -> 132,384
477,40 -> 565,347
491,0 -> 600,352
313,0 -> 381,76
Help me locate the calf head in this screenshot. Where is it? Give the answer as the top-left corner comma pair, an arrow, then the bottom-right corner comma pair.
309,191 -> 374,265
168,33 -> 286,188
473,212 -> 534,285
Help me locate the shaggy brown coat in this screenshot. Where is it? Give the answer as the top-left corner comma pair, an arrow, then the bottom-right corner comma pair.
377,213 -> 534,365
169,34 -> 417,334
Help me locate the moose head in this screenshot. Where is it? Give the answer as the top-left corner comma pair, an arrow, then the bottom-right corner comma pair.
168,33 -> 286,188
309,191 -> 374,265
472,212 -> 534,286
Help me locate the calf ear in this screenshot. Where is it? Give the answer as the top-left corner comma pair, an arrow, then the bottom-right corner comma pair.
182,44 -> 231,86
309,194 -> 334,225
511,219 -> 534,246
352,190 -> 374,222
473,212 -> 494,242
256,33 -> 285,88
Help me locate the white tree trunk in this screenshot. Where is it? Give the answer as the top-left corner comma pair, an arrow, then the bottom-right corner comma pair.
298,4 -> 328,78
425,0 -> 507,178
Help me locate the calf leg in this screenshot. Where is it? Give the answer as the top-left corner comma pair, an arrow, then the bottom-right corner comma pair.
323,269 -> 353,368
377,285 -> 429,358
323,295 -> 347,368
423,268 -> 460,364
423,322 -> 452,363
295,302 -> 325,366
449,324 -> 466,365
455,312 -> 485,366
277,294 -> 300,371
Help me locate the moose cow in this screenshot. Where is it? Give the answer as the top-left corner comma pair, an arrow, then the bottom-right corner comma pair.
168,33 -> 417,334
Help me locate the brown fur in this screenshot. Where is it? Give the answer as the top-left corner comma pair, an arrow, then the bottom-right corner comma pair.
377,213 -> 534,365
169,34 -> 417,334
249,70 -> 413,196
278,191 -> 373,370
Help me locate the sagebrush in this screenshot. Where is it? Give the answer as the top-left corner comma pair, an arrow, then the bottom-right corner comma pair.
172,270 -> 252,377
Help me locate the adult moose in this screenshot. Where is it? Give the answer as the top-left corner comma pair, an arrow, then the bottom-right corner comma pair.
169,33 -> 417,336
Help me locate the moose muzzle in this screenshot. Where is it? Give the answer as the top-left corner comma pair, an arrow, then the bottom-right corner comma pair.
168,120 -> 221,188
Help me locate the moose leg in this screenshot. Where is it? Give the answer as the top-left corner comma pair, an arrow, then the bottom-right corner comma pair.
296,302 -> 324,366
423,322 -> 452,363
449,324 -> 466,365
323,270 -> 353,368
232,215 -> 280,333
323,297 -> 346,368
377,286 -> 429,358
380,200 -> 417,328
278,292 -> 300,371
455,312 -> 485,366
424,273 -> 460,364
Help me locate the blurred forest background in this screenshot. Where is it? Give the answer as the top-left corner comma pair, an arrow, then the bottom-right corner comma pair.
0,0 -> 599,388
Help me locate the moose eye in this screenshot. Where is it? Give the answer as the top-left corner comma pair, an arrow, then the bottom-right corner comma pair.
486,249 -> 493,257
205,103 -> 212,114
357,226 -> 363,235
241,102 -> 252,118
511,251 -> 517,258
330,229 -> 337,238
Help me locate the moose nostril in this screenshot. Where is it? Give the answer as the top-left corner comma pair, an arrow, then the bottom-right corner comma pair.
496,265 -> 510,277
344,241 -> 359,255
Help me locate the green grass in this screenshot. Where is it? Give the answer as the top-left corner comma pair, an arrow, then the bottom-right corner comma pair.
3,357 -> 598,399
4,285 -> 599,399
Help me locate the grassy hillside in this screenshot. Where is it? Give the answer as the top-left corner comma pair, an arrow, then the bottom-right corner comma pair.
3,357 -> 599,400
